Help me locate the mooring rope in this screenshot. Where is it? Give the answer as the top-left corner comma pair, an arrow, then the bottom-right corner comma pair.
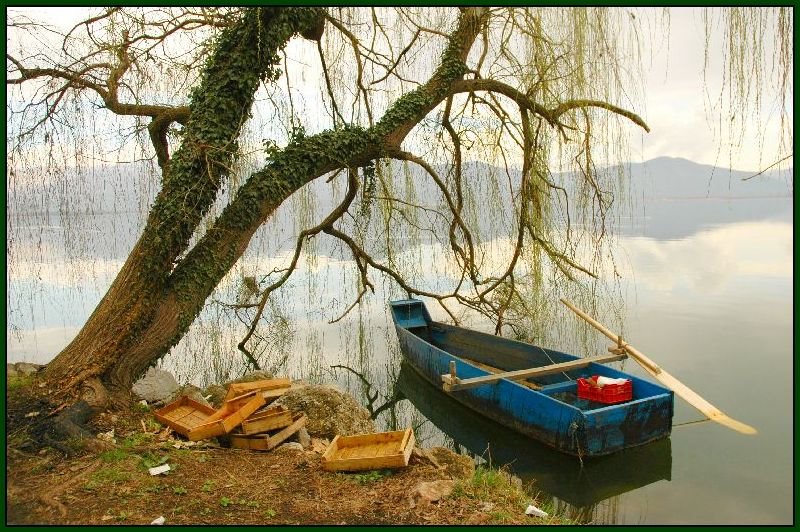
672,418 -> 712,429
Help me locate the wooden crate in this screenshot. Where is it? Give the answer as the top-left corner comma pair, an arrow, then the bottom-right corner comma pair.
238,405 -> 293,435
224,378 -> 292,401
228,413 -> 307,451
186,391 -> 265,441
321,428 -> 415,472
153,396 -> 216,437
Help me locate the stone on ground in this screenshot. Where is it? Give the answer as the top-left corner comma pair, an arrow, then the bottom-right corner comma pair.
275,384 -> 375,439
409,480 -> 455,508
296,427 -> 312,449
132,367 -> 180,403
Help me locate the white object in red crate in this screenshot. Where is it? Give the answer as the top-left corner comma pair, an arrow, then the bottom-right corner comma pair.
596,376 -> 629,386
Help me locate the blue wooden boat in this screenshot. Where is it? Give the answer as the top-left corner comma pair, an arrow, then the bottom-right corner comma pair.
390,299 -> 674,457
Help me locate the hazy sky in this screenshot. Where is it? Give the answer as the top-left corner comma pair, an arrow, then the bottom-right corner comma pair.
7,7 -> 792,172
638,8 -> 791,171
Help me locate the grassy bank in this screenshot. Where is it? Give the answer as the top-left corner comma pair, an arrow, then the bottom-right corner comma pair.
6,378 -> 570,525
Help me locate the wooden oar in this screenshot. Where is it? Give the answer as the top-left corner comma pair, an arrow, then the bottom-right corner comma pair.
560,298 -> 757,435
441,352 -> 627,392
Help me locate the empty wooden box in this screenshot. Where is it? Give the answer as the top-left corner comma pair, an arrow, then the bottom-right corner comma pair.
153,396 -> 216,437
321,428 -> 415,472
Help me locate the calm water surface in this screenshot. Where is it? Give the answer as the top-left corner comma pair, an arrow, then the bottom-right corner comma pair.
6,195 -> 793,525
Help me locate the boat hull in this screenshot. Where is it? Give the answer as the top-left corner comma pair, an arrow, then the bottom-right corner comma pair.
391,299 -> 673,457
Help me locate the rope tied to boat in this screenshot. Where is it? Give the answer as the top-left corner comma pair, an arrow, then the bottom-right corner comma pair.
569,420 -> 585,467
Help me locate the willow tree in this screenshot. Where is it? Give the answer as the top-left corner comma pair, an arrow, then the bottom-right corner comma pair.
7,7 -> 792,414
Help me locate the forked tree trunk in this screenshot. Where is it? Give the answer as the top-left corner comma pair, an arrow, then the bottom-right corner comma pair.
42,7 -> 488,401
42,6 -> 329,396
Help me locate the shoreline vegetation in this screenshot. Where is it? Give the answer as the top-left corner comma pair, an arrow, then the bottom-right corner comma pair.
6,368 -> 569,525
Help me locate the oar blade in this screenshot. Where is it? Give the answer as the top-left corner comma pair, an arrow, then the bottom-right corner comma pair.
710,414 -> 758,435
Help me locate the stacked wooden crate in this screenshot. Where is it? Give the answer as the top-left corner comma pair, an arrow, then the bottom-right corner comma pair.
154,378 -> 306,450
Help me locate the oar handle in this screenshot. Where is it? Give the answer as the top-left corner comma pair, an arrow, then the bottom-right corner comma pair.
561,298 -> 662,374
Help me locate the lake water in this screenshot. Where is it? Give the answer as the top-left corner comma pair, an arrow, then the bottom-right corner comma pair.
6,181 -> 793,524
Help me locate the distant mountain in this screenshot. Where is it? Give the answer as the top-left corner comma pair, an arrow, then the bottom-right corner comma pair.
620,156 -> 792,199
7,156 -> 792,251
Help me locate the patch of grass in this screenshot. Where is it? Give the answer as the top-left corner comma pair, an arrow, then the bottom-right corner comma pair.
122,432 -> 153,448
138,452 -> 169,470
348,469 -> 393,484
451,465 -> 571,524
134,402 -> 151,413
85,466 -> 132,491
92,467 -> 132,483
173,486 -> 188,495
263,508 -> 277,518
7,374 -> 34,392
144,418 -> 162,432
201,480 -> 215,492
219,496 -> 233,507
489,510 -> 514,523
100,448 -> 130,462
455,466 -> 518,500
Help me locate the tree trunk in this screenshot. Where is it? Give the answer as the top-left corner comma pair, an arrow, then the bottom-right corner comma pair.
42,6 -> 328,396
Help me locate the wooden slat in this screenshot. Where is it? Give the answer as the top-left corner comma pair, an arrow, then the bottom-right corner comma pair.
460,356 -> 543,390
335,430 -> 409,448
560,298 -> 757,435
228,413 -> 307,451
261,387 -> 290,402
441,353 -> 627,392
224,378 -> 292,401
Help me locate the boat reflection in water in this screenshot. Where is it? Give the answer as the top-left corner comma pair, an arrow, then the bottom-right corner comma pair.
394,362 -> 672,519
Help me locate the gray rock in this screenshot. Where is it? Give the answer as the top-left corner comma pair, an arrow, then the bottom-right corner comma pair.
202,384 -> 227,407
7,364 -> 19,378
275,384 -> 375,439
276,442 -> 304,452
132,367 -> 180,403
296,427 -> 312,449
171,384 -> 212,408
14,362 -> 43,375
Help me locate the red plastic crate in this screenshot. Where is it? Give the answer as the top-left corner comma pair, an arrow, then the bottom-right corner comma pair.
577,375 -> 632,404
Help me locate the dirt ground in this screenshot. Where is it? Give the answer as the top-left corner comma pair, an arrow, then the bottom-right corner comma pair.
6,388 -> 561,526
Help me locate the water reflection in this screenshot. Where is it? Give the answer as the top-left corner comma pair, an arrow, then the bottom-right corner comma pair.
393,362 -> 671,522
5,193 -> 793,524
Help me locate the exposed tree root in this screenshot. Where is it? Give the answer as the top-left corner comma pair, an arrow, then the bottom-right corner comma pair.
38,459 -> 103,518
